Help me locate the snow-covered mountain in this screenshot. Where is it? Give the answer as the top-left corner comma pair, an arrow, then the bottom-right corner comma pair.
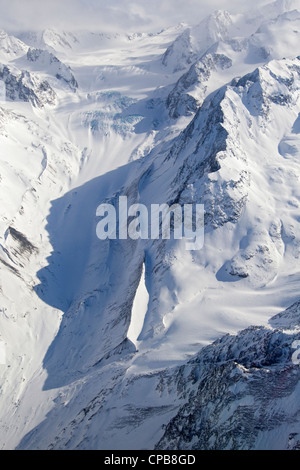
0,0 -> 300,450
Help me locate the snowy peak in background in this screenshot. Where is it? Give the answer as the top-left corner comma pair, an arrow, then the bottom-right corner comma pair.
192,9 -> 233,47
26,48 -> 78,91
0,30 -> 28,60
17,29 -> 79,54
162,10 -> 233,72
162,1 -> 300,75
258,0 -> 300,17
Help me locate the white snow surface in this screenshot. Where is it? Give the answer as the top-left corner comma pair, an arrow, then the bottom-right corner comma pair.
0,0 -> 299,450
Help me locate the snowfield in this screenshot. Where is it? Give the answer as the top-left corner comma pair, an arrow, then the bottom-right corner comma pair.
0,0 -> 300,450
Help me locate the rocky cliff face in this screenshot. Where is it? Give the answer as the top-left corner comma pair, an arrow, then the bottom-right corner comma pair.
157,301 -> 300,450
167,52 -> 232,118
27,48 -> 78,91
0,64 -> 56,107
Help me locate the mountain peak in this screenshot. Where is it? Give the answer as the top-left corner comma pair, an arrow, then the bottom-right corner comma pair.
1,0 -> 300,451
0,29 -> 28,58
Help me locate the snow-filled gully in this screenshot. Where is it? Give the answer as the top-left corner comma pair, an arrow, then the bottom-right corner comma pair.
127,262 -> 149,347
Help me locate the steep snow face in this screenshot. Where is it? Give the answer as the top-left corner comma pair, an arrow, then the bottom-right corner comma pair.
192,10 -> 233,49
26,49 -> 78,92
162,10 -> 233,72
0,0 -> 300,452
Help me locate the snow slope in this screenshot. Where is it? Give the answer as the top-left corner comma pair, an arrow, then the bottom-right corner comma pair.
0,0 -> 300,450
